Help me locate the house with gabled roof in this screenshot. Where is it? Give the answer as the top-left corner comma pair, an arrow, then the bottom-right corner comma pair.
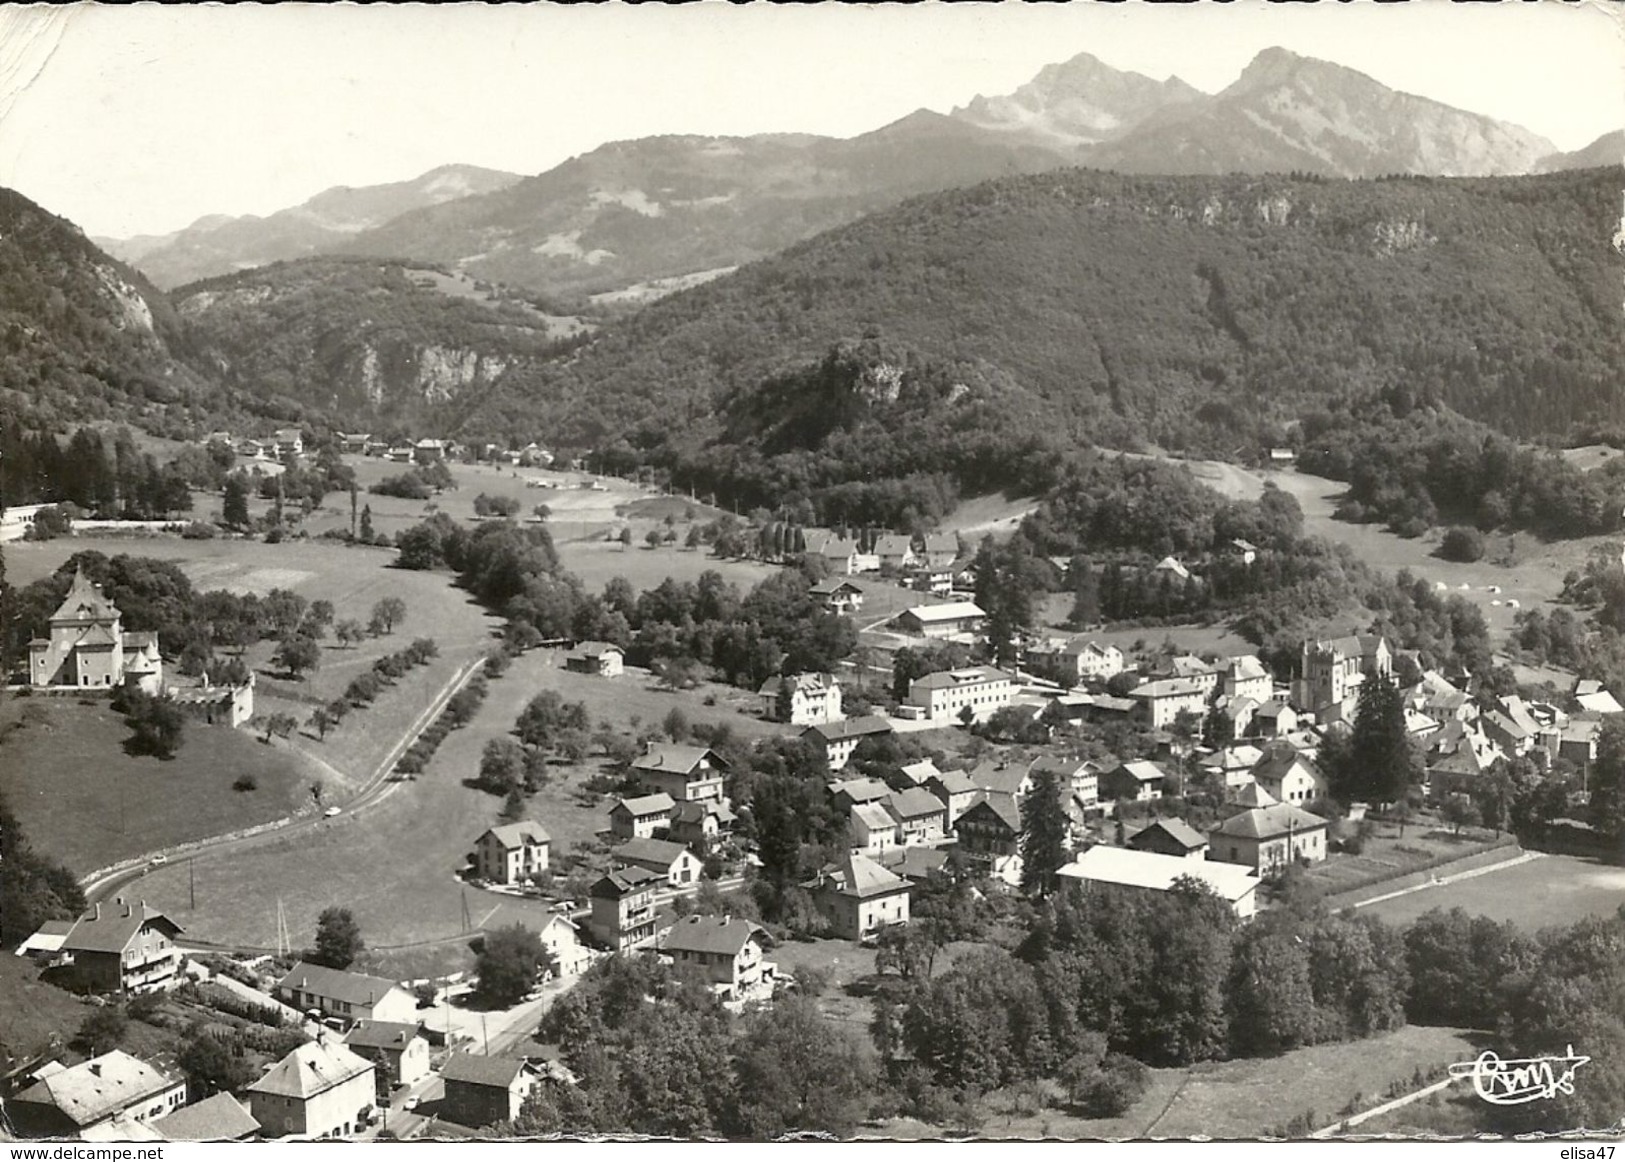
925,768 -> 978,824
1127,818 -> 1210,860
273,962 -> 417,1027
440,1054 -> 537,1129
1027,754 -> 1099,811
873,534 -> 918,572
343,1020 -> 430,1088
896,601 -> 986,640
660,915 -> 774,999
758,672 -> 842,725
607,792 -> 676,841
1025,637 -> 1125,684
564,641 -> 624,677
1228,781 -> 1279,810
1220,655 -> 1272,702
631,743 -> 727,803
587,867 -> 661,951
1100,760 -> 1167,805
474,821 -> 550,885
953,792 -> 1023,885
247,1037 -> 375,1140
1209,803 -> 1329,873
1575,679 -> 1624,716
898,757 -> 941,786
9,1050 -> 186,1139
1128,678 -> 1209,730
849,801 -> 901,858
668,798 -> 737,847
802,715 -> 893,772
1251,743 -> 1326,806
829,776 -> 891,813
809,577 -> 865,616
805,854 -> 912,940
537,913 -> 594,978
611,837 -> 703,887
61,897 -> 183,994
150,1092 -> 261,1142
885,786 -> 949,844
920,533 -> 959,569
1252,700 -> 1299,739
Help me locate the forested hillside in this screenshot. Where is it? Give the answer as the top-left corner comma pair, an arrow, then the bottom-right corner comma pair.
457,167 -> 1623,488
0,188 -> 226,432
175,257 -> 587,425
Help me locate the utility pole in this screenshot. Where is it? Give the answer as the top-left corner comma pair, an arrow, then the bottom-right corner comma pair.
189,858 -> 195,910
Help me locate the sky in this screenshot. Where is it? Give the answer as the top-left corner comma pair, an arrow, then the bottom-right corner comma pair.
0,0 -> 1620,239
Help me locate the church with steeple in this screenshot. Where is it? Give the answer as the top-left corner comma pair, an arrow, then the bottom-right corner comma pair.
28,568 -> 163,694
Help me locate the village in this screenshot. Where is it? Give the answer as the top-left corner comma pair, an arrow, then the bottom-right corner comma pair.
4,425 -> 1620,1143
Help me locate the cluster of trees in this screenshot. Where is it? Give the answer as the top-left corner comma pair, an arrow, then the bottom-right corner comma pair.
0,422 -> 194,516
1300,387 -> 1625,540
473,492 -> 522,518
114,687 -> 187,760
863,883 -> 1410,1123
616,569 -> 858,694
370,461 -> 453,500
1400,905 -> 1625,1134
513,955 -> 873,1138
472,688 -> 592,815
0,788 -> 87,945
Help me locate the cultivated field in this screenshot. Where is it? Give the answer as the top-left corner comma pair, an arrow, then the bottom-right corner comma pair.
129,646 -> 794,973
1359,852 -> 1625,933
0,698 -> 317,876
1301,824 -> 1508,899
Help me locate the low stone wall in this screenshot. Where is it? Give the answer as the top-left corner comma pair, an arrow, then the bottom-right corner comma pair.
1323,838 -> 1524,911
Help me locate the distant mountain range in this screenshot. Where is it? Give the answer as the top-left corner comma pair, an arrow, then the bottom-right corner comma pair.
95,164 -> 523,291
97,48 -> 1614,301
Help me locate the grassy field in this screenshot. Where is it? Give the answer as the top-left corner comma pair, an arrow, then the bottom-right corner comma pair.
0,698 -> 318,875
128,646 -> 794,973
1359,852 -> 1625,933
1138,1025 -> 1481,1139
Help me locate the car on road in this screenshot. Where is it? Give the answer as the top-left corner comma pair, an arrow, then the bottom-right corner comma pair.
403,1096 -> 421,1111
149,854 -> 167,866
324,806 -> 341,818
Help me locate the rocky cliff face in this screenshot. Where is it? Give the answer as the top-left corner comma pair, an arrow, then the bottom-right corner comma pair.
172,257 -> 566,424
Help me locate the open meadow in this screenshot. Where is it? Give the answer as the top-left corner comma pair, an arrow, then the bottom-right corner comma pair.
0,697 -> 318,876
1359,852 -> 1625,933
128,645 -> 794,974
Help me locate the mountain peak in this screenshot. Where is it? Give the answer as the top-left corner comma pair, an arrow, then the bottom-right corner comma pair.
950,49 -> 1203,148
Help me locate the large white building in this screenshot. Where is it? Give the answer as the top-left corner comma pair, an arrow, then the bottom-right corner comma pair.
758,672 -> 843,725
29,568 -> 163,694
1058,846 -> 1260,920
904,666 -> 1015,724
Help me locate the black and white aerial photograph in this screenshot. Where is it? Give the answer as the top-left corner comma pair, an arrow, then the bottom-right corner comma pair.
0,0 -> 1621,1151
